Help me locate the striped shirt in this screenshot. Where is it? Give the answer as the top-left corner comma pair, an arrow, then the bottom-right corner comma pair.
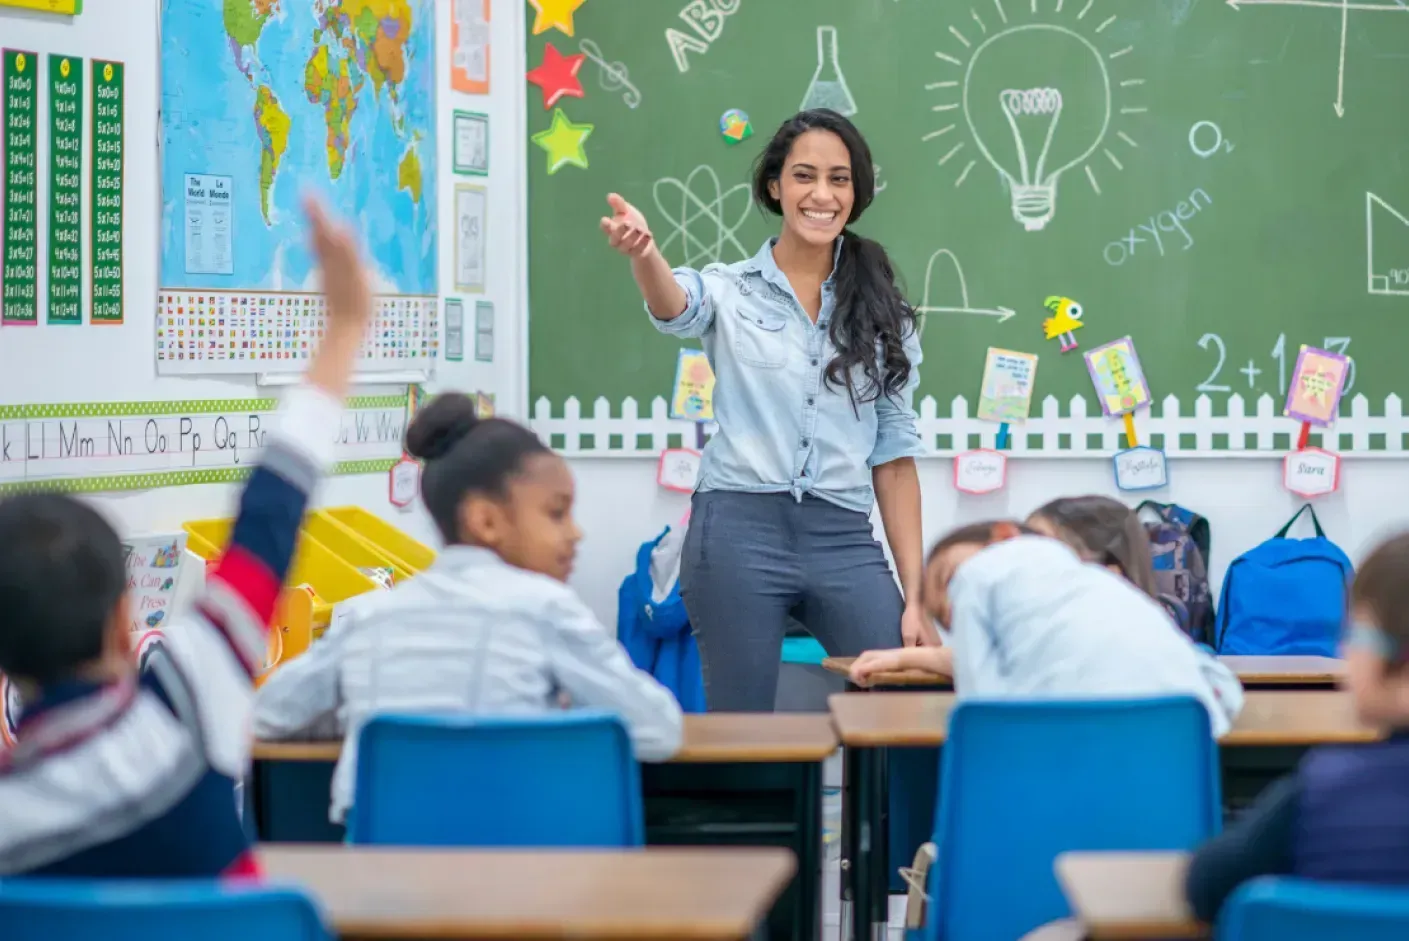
0,385 -> 341,877
252,545 -> 685,824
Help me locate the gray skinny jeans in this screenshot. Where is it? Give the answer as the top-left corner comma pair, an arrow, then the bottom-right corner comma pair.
679,490 -> 905,712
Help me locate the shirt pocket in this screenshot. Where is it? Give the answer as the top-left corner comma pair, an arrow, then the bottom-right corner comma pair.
732,308 -> 790,369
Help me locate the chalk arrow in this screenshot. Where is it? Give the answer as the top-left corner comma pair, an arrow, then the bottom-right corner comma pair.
1334,0 -> 1348,117
1228,0 -> 1405,9
917,305 -> 1017,322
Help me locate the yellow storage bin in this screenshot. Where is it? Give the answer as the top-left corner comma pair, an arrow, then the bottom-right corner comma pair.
304,514 -> 413,584
182,518 -> 377,621
321,506 -> 436,574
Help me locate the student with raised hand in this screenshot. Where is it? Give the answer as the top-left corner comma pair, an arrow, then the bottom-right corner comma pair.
847,520 -> 1232,736
1185,532 -> 1409,922
1026,496 -> 1243,729
601,108 -> 928,713
0,197 -> 372,877
253,394 -> 683,825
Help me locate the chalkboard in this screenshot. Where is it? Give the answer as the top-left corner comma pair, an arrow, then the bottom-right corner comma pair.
527,0 -> 1409,441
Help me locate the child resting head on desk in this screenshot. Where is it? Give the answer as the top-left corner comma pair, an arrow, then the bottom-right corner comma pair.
252,393 -> 684,825
847,518 -> 1233,736
0,197 -> 373,877
1185,531 -> 1409,923
1026,495 -> 1243,720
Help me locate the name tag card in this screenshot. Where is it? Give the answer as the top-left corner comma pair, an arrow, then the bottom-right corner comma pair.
658,448 -> 701,493
1283,447 -> 1340,498
1113,446 -> 1169,491
954,449 -> 1007,495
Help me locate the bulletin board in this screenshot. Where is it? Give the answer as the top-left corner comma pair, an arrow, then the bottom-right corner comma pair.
0,0 -> 441,495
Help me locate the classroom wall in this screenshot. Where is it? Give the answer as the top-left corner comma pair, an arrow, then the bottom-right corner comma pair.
0,0 -> 525,549
563,457 -> 1408,627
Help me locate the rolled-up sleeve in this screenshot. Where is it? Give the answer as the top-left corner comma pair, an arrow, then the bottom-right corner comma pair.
868,325 -> 925,466
647,267 -> 718,340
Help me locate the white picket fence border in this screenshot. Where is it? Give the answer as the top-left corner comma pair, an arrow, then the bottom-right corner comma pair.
531,393 -> 1409,459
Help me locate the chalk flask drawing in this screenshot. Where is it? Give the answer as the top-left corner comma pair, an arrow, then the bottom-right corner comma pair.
800,26 -> 857,116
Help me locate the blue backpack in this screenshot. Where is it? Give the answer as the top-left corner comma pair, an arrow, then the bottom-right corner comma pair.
1215,504 -> 1353,656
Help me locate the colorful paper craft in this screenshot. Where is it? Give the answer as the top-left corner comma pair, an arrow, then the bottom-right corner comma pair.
1284,345 -> 1349,428
670,348 -> 715,420
977,348 -> 1038,424
1083,336 -> 1151,418
527,0 -> 586,36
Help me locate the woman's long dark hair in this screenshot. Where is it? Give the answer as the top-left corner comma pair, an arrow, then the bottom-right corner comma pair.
752,109 -> 917,407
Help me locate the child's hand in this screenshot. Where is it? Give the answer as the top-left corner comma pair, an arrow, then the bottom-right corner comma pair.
599,193 -> 655,258
849,649 -> 911,687
305,195 -> 372,333
303,196 -> 372,399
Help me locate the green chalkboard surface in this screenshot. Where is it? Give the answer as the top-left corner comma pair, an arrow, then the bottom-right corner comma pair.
526,0 -> 1409,438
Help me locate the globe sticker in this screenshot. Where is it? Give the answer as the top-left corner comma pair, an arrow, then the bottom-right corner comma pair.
719,109 -> 752,145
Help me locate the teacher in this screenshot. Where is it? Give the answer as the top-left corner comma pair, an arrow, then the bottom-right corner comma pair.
600,109 -> 930,712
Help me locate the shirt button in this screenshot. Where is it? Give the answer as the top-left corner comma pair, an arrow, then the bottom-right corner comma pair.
801,438 -> 811,447
806,397 -> 815,406
811,358 -> 819,367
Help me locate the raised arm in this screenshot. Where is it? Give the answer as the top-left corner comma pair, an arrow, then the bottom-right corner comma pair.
162,197 -> 373,775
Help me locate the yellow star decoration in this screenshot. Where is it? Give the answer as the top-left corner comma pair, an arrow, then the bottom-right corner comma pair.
527,0 -> 587,37
532,108 -> 593,175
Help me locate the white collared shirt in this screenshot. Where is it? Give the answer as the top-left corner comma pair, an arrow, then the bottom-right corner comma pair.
252,546 -> 684,823
943,536 -> 1242,736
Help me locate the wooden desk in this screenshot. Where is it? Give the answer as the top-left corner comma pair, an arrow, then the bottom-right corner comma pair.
251,714 -> 836,941
823,655 -> 1346,691
1219,655 -> 1344,688
260,844 -> 795,940
1055,851 -> 1205,940
825,689 -> 1374,941
252,714 -> 838,765
828,689 -> 1377,749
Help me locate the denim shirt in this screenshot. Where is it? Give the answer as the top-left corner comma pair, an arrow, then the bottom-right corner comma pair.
648,238 -> 924,514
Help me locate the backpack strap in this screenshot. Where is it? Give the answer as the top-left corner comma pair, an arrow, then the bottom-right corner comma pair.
1275,503 -> 1325,539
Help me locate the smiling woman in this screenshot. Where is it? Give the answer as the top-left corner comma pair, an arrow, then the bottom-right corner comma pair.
598,109 -> 931,712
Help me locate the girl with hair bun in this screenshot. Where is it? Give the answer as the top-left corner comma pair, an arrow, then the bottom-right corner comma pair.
253,394 -> 683,824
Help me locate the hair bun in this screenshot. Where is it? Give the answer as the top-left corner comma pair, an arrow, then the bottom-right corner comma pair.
405,393 -> 481,461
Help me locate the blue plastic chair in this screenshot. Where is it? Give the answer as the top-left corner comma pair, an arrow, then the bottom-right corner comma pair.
1219,877 -> 1409,940
0,881 -> 328,941
348,710 -> 644,847
921,697 -> 1221,941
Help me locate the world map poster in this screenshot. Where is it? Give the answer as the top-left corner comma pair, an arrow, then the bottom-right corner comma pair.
157,0 -> 439,375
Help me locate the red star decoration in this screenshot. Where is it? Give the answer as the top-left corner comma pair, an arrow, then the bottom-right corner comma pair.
526,42 -> 586,110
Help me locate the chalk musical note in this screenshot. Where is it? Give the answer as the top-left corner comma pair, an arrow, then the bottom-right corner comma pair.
578,38 -> 642,109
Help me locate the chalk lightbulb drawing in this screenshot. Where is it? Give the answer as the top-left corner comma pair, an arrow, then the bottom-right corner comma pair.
923,5 -> 1147,232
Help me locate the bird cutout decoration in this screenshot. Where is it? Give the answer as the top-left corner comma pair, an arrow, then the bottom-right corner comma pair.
1042,296 -> 1084,353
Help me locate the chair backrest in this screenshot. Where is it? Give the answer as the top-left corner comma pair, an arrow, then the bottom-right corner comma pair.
0,881 -> 328,941
1219,877 -> 1409,940
348,710 -> 644,847
926,697 -> 1221,941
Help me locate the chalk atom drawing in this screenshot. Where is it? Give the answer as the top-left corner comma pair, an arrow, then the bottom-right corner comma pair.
1367,192 -> 1409,296
921,4 -> 1147,232
801,26 -> 858,116
653,165 -> 752,267
915,248 -> 1016,338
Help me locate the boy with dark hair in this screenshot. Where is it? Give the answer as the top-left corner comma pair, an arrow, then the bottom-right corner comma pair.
0,197 -> 372,877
